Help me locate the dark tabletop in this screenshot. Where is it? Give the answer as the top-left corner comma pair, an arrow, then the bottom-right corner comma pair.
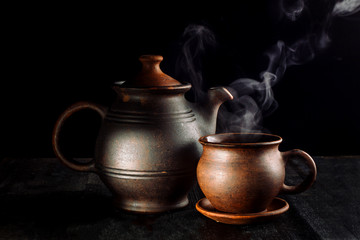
0,156 -> 359,240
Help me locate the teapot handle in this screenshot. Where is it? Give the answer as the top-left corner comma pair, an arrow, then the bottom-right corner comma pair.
52,102 -> 106,172
280,149 -> 317,194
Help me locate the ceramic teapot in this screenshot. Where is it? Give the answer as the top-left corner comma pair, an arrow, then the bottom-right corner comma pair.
52,55 -> 233,213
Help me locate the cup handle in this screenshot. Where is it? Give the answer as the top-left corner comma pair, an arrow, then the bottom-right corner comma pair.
280,149 -> 317,194
52,102 -> 106,172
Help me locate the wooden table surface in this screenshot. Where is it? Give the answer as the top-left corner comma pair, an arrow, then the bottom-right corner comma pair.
0,156 -> 359,240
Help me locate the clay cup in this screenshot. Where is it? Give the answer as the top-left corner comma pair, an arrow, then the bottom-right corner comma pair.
197,133 -> 317,214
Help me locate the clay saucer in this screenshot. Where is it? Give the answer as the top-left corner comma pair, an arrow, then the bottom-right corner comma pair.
195,197 -> 289,225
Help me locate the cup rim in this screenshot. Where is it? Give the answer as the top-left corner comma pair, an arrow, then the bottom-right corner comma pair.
199,133 -> 283,147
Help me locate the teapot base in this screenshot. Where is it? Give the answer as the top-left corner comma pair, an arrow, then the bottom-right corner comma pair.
112,197 -> 189,214
97,164 -> 195,214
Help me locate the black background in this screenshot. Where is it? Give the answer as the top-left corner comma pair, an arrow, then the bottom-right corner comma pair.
2,2 -> 360,158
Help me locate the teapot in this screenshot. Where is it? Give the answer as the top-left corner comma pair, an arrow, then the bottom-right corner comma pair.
52,55 -> 233,213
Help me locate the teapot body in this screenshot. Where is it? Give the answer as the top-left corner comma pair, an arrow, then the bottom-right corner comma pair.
95,86 -> 201,212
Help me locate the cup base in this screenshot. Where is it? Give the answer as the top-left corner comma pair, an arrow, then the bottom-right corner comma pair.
195,197 -> 289,225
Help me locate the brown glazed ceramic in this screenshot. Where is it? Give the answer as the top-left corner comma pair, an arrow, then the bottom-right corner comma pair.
197,133 -> 317,214
52,55 -> 233,213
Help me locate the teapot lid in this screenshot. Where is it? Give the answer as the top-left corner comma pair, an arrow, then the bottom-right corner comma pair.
124,55 -> 182,87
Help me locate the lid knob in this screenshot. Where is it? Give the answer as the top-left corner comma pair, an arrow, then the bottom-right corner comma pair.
133,55 -> 181,87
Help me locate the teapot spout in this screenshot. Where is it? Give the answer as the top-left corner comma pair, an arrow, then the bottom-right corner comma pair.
194,87 -> 233,136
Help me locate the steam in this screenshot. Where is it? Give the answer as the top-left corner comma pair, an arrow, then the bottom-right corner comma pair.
333,0 -> 360,16
222,72 -> 278,132
220,32 -> 326,133
176,24 -> 216,102
177,0 -> 360,133
280,0 -> 306,21
279,0 -> 360,20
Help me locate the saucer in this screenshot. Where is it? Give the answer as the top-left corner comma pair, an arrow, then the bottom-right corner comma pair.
195,197 -> 289,225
